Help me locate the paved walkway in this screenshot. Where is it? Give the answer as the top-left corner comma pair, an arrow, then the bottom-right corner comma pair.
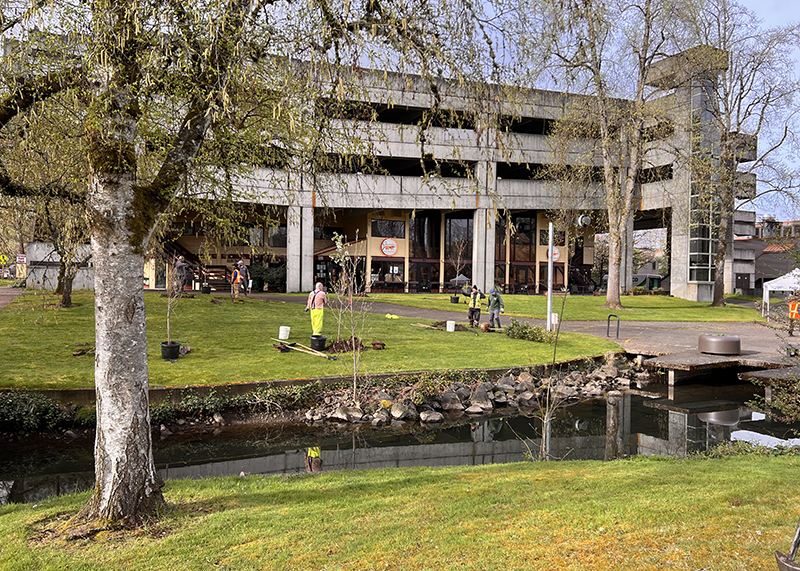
0,287 -> 24,310
253,293 -> 782,358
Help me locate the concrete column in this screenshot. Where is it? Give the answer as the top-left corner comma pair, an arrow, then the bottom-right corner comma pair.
472,209 -> 496,292
285,205 -> 315,293
300,206 -> 314,292
286,205 -> 302,293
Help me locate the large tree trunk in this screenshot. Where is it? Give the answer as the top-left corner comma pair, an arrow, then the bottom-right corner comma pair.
711,202 -> 732,307
78,173 -> 164,522
60,270 -> 74,308
605,226 -> 624,309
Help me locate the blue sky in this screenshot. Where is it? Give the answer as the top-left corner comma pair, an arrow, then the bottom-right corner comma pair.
736,1 -> 800,220
738,0 -> 797,28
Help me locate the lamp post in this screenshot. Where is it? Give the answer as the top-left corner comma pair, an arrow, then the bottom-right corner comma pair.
547,221 -> 554,331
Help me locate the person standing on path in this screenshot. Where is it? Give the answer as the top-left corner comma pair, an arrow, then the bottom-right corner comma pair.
486,288 -> 505,330
468,285 -> 482,328
306,282 -> 327,335
237,260 -> 251,296
230,264 -> 243,300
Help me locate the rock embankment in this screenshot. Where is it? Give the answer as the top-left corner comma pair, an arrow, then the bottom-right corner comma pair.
304,357 -> 652,426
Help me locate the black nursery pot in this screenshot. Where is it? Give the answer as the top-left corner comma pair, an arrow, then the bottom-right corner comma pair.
161,341 -> 181,360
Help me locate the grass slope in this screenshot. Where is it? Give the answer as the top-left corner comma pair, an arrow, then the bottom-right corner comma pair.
366,292 -> 764,322
0,291 -> 618,390
1,456 -> 798,570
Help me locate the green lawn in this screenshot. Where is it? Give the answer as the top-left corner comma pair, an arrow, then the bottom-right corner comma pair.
1,455 -> 797,570
0,291 -> 619,390
366,292 -> 764,322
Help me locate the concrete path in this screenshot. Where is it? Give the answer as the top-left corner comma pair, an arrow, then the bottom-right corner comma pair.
253,293 -> 783,358
0,287 -> 24,310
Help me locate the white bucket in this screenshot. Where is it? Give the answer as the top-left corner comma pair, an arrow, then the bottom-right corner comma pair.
446,320 -> 455,332
278,326 -> 291,340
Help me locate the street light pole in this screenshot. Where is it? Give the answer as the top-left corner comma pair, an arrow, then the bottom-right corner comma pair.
547,221 -> 553,332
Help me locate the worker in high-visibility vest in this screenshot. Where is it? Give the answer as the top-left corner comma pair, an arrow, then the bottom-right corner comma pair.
230,264 -> 243,300
789,296 -> 800,336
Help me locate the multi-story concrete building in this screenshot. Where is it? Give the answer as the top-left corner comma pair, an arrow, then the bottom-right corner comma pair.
136,47 -> 753,301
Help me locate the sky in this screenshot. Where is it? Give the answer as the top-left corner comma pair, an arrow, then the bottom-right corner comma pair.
738,0 -> 798,28
736,1 -> 800,220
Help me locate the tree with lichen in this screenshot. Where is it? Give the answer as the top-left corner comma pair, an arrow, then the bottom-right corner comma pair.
0,0 -> 498,527
528,0 -> 680,309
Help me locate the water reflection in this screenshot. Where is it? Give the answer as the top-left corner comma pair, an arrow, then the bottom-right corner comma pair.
2,377 -> 798,505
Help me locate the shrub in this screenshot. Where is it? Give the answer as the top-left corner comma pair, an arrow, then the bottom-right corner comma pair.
150,401 -> 177,425
504,318 -> 557,343
74,404 -> 97,427
0,391 -> 69,431
250,264 -> 287,293
11,279 -> 25,288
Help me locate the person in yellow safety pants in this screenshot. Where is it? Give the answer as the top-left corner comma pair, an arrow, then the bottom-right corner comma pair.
304,446 -> 323,472
305,282 -> 327,335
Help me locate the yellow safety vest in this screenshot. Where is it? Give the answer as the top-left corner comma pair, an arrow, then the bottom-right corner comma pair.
307,447 -> 321,458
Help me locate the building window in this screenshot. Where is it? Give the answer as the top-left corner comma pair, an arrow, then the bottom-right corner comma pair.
444,213 -> 473,260
511,214 -> 536,262
371,219 -> 405,238
268,225 -> 287,248
409,211 -> 441,259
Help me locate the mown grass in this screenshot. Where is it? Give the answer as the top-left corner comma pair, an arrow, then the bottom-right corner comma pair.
1,455 -> 798,570
366,292 -> 764,322
0,291 -> 619,390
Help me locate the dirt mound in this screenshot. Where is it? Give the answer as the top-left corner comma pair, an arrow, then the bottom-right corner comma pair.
432,320 -> 471,332
327,337 -> 369,353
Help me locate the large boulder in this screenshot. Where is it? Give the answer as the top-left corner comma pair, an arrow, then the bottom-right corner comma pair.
464,404 -> 485,415
440,391 -> 465,412
517,391 -> 538,408
552,385 -> 578,399
420,410 -> 444,423
470,387 -> 494,412
518,371 -> 534,384
390,402 -> 419,420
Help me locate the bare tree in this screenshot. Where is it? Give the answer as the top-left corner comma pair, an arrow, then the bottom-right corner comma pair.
330,232 -> 371,401
536,0 -> 678,309
675,0 -> 800,306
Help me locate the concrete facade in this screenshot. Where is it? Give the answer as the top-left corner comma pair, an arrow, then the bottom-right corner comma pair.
33,47 -> 756,300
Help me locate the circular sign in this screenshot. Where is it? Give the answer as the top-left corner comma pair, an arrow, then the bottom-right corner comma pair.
380,238 -> 398,257
547,247 -> 561,262
0,254 -> 8,265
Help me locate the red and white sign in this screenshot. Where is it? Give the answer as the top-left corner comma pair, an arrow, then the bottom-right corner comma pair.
380,238 -> 398,256
16,254 -> 26,264
547,247 -> 561,262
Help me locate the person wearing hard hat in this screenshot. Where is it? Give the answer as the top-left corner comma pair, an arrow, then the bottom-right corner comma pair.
468,285 -> 482,328
486,288 -> 505,330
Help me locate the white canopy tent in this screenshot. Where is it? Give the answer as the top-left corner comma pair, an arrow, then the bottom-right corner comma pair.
762,268 -> 800,319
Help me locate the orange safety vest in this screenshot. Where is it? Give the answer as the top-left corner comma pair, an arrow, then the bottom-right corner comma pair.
231,269 -> 241,284
790,302 -> 800,320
